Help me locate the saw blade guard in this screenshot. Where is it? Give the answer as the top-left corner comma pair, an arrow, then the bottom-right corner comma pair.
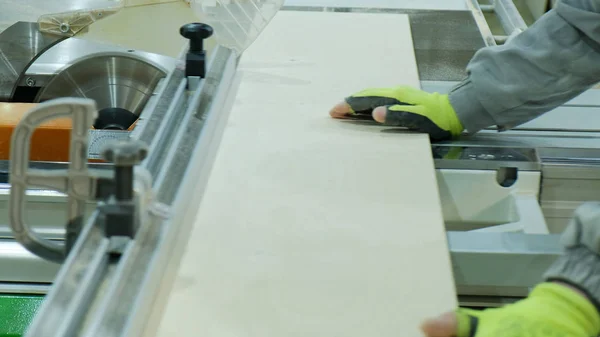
0,0 -> 116,33
189,0 -> 284,54
37,1 -> 124,37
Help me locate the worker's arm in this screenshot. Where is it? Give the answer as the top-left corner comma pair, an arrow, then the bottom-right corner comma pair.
450,0 -> 600,133
421,202 -> 600,337
330,1 -> 600,139
543,202 -> 600,309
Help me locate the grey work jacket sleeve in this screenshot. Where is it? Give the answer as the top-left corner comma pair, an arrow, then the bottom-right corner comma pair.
448,0 -> 600,133
544,202 -> 600,310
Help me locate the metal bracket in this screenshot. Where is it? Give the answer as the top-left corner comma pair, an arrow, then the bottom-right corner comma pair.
99,139 -> 149,242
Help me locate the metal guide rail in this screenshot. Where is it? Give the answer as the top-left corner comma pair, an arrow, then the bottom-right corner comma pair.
6,21 -> 239,335
466,0 -> 529,45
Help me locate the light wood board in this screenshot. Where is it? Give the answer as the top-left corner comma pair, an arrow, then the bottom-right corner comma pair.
156,11 -> 457,337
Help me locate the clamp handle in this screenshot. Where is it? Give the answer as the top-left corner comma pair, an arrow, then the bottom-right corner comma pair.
180,22 -> 214,79
9,98 -> 97,263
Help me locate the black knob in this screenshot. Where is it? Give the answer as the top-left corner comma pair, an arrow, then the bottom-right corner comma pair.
180,23 -> 213,54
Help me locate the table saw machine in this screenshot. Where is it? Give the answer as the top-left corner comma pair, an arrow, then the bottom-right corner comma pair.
0,0 -> 600,335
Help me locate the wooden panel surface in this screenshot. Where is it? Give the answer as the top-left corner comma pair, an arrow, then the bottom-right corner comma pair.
156,11 -> 457,337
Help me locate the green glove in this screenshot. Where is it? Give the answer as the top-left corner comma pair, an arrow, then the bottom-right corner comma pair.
421,283 -> 600,337
329,86 -> 464,141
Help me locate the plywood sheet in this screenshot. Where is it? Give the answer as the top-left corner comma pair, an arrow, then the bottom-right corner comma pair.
156,11 -> 457,337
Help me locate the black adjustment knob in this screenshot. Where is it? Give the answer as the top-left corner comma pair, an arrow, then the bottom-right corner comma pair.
180,23 -> 213,54
180,23 -> 213,79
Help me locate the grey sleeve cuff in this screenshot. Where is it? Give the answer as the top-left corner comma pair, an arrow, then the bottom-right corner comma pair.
544,202 -> 600,309
448,80 -> 497,134
446,2 -> 600,135
544,246 -> 600,310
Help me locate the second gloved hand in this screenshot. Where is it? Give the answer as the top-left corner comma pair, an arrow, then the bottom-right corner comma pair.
329,86 -> 464,141
421,282 -> 600,337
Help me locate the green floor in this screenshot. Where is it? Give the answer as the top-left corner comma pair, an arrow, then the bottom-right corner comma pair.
0,295 -> 44,337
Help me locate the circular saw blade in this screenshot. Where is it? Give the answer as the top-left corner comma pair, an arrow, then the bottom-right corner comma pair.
36,54 -> 166,129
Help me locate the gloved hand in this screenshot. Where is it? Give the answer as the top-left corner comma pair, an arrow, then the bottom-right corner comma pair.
420,282 -> 600,337
329,86 -> 464,141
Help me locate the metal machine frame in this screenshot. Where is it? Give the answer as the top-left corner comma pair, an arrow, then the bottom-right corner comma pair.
10,41 -> 239,335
